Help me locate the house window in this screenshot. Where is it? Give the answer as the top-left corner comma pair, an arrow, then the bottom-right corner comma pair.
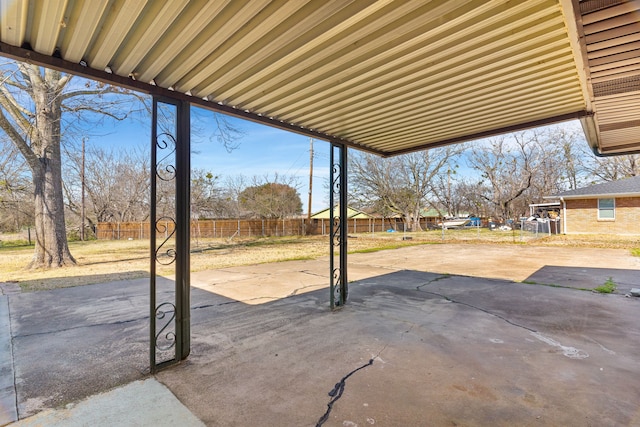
598,198 -> 615,220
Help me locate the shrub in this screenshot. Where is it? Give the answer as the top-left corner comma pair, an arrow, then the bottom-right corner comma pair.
594,277 -> 616,294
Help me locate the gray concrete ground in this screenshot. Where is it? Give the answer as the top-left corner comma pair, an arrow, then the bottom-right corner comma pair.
9,379 -> 204,427
1,243 -> 639,426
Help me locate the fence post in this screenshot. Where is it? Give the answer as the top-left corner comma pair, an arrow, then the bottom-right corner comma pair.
117,222 -> 121,240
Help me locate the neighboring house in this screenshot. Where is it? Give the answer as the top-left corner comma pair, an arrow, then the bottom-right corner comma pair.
545,176 -> 640,235
310,206 -> 371,220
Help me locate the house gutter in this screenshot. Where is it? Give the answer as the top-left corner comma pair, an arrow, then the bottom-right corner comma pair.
560,197 -> 567,234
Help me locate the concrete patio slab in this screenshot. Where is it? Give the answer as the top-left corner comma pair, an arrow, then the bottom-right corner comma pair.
191,259 -> 394,304
159,270 -> 640,426
350,243 -> 640,283
10,379 -> 203,427
525,266 -> 640,293
3,244 -> 640,426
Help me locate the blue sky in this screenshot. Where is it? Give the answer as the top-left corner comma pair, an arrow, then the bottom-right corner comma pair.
83,104 -> 332,213
190,111 -> 333,213
82,101 -> 586,214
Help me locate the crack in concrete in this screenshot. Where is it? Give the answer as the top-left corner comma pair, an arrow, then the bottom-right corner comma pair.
415,274 -> 451,291
315,358 -> 375,427
298,270 -> 329,279
416,284 -> 538,334
314,324 -> 411,426
286,283 -> 319,297
12,316 -> 146,339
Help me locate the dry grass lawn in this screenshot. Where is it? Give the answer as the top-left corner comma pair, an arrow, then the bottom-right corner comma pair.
1,229 -> 638,292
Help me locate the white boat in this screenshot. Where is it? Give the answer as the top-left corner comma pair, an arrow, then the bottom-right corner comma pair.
438,218 -> 471,228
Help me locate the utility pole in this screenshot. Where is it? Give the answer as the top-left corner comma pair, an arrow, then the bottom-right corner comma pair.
81,137 -> 86,241
307,138 -> 314,233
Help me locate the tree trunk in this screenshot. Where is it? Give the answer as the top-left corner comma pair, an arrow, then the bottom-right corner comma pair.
29,163 -> 76,267
27,70 -> 76,268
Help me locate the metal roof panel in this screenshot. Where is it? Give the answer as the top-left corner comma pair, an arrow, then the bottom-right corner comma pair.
0,0 -> 638,156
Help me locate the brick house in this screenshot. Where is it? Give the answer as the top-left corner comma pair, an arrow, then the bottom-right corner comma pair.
545,176 -> 640,235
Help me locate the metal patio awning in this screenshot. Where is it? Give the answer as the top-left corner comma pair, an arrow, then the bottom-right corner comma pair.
0,0 -> 638,156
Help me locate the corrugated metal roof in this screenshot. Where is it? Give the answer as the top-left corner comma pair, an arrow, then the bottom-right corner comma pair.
578,0 -> 640,155
0,0 -> 638,156
550,174 -> 640,197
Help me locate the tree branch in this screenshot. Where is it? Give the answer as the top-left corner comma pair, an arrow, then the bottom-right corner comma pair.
0,108 -> 38,171
0,86 -> 34,134
61,104 -> 128,120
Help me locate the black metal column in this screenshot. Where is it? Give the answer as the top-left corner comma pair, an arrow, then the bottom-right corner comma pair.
150,97 -> 190,373
176,100 -> 191,361
329,143 -> 348,308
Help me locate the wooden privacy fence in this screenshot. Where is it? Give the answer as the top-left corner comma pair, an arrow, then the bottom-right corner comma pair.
95,217 -> 437,240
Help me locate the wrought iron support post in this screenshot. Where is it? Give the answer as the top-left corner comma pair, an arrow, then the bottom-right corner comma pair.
329,143 -> 348,309
150,97 -> 190,373
175,99 -> 191,361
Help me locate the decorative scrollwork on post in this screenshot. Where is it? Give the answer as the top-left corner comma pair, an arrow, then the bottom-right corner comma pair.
151,103 -> 182,371
150,99 -> 192,372
332,267 -> 342,306
154,216 -> 177,265
329,143 -> 348,308
155,302 -> 177,351
156,133 -> 177,182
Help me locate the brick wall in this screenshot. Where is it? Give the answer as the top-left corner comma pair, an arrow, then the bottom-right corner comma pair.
564,197 -> 640,234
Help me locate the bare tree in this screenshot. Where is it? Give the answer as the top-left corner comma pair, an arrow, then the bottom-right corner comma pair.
191,106 -> 244,153
552,126 -> 586,190
430,164 -> 466,217
218,175 -> 247,218
64,145 -> 150,232
468,133 -> 539,220
581,153 -> 640,182
467,126 -> 584,221
0,62 -> 141,267
0,138 -> 33,231
190,169 -> 224,219
350,147 -> 464,230
454,179 -> 492,218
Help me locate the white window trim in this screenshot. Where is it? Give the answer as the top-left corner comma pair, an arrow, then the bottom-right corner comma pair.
597,198 -> 615,220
